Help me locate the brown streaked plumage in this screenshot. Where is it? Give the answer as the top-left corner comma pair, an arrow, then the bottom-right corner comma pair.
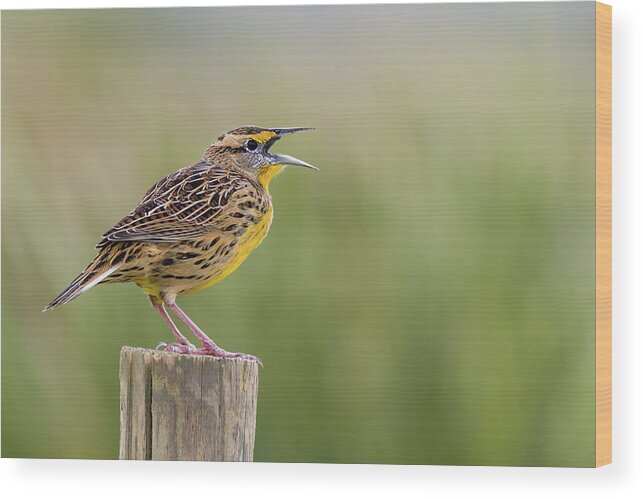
44,126 -> 317,362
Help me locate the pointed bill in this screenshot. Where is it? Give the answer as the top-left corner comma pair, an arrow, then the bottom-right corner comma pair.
269,153 -> 319,170
266,127 -> 318,170
273,127 -> 315,136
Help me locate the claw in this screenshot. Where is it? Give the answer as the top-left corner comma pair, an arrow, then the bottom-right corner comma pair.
155,340 -> 261,364
198,347 -> 262,365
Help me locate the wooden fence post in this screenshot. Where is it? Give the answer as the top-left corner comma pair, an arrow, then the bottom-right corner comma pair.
119,346 -> 259,461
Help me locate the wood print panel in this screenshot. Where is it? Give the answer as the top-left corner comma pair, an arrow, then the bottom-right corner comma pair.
595,1 -> 612,468
1,2 -> 609,466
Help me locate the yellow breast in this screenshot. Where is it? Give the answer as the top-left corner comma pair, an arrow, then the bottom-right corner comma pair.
184,206 -> 274,295
188,164 -> 282,293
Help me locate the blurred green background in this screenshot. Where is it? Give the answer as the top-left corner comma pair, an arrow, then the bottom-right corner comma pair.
2,3 -> 596,465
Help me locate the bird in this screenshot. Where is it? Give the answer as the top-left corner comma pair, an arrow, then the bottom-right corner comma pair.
44,126 -> 317,362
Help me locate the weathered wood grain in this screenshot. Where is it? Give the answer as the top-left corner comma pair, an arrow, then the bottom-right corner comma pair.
595,2 -> 612,468
119,347 -> 259,461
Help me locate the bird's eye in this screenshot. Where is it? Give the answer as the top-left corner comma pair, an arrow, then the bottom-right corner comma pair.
245,139 -> 259,152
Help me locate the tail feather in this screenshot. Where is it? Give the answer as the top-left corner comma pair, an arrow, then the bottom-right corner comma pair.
43,261 -> 119,312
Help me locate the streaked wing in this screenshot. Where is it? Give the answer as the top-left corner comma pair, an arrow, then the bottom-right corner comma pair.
96,163 -> 258,248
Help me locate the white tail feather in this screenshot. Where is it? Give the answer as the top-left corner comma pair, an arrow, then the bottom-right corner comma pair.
43,266 -> 120,311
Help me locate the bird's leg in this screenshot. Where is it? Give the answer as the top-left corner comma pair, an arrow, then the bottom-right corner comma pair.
167,301 -> 261,364
150,297 -> 196,353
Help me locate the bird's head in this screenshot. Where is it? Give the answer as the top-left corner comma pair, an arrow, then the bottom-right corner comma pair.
202,126 -> 317,186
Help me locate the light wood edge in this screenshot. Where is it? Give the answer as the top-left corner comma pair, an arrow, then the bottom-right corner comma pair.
595,1 -> 612,468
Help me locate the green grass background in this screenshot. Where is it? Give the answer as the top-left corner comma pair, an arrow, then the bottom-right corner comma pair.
2,2 -> 596,465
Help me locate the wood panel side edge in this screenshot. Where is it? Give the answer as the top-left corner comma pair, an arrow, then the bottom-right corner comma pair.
595,1 -> 612,468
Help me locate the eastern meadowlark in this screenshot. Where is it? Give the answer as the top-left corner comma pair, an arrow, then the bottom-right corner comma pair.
44,126 -> 317,362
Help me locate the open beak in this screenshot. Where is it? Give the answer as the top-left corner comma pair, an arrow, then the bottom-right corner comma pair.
267,127 -> 318,170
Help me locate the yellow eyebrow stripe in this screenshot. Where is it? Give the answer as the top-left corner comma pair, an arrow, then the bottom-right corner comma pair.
248,130 -> 277,143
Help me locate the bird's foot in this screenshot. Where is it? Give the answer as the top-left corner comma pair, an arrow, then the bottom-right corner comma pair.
156,341 -> 261,365
200,344 -> 263,366
156,341 -> 198,354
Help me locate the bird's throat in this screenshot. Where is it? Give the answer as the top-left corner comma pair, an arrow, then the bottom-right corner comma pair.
257,163 -> 285,188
